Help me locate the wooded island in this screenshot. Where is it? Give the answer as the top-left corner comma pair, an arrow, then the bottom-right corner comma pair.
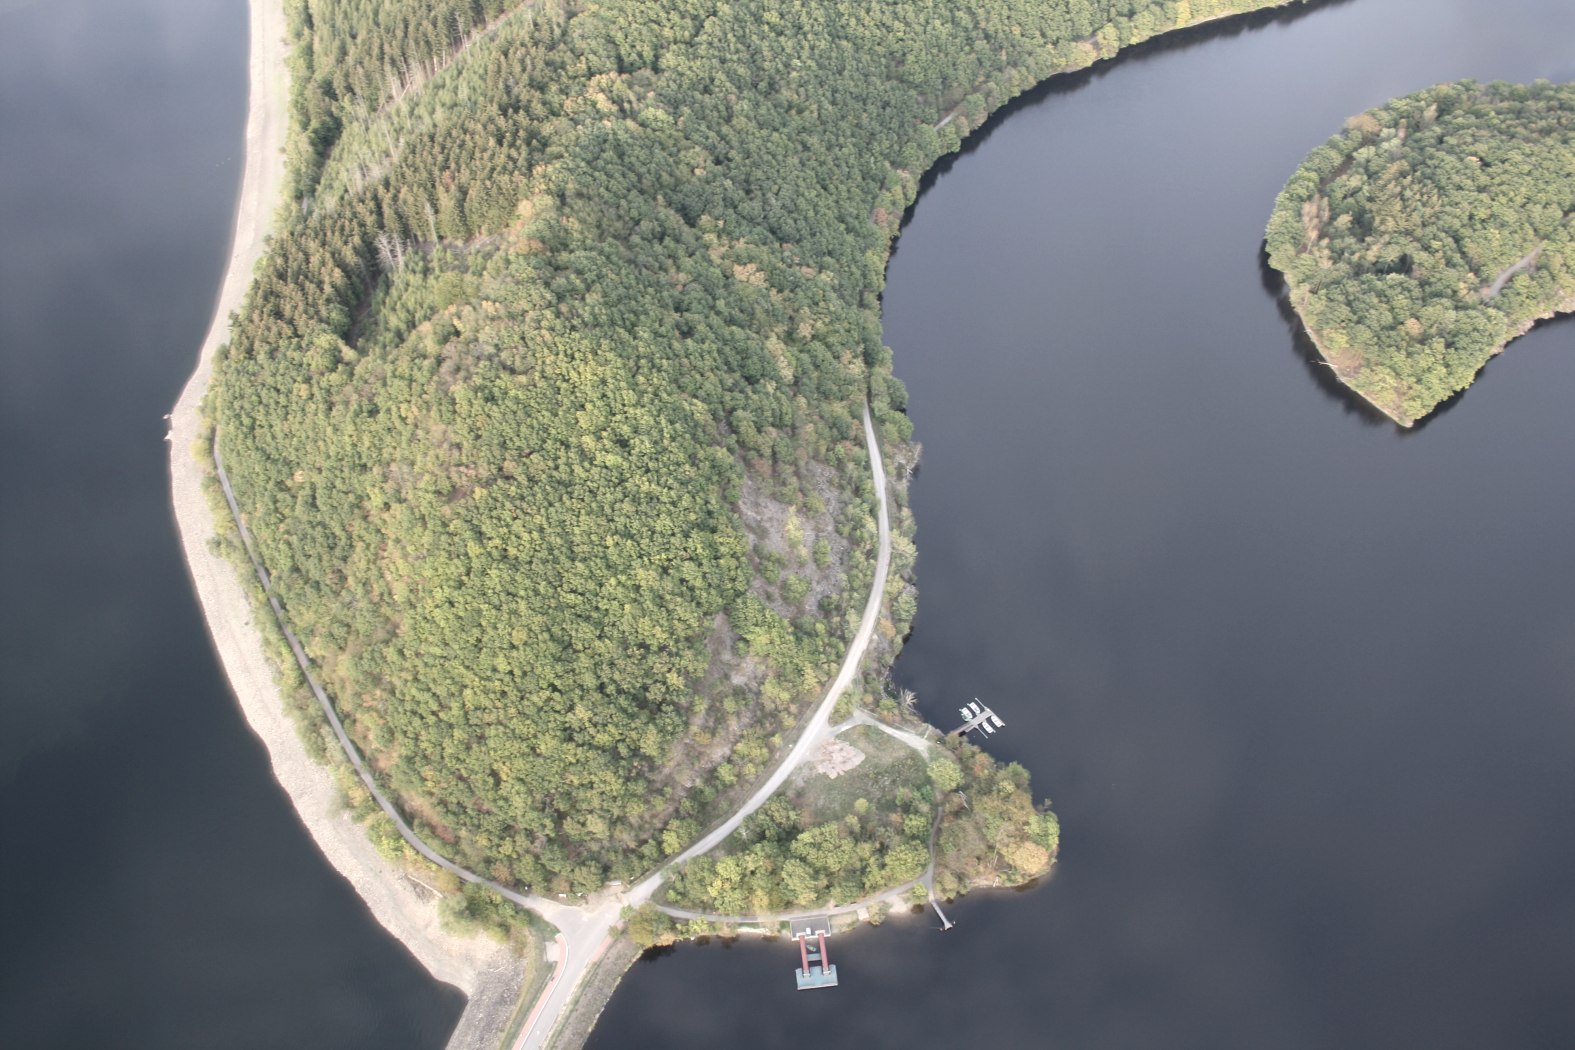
1267,80 -> 1575,426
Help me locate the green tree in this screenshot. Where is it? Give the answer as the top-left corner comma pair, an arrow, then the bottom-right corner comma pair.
928,758 -> 963,794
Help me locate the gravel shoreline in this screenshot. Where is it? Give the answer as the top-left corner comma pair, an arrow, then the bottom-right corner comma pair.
165,0 -> 522,1035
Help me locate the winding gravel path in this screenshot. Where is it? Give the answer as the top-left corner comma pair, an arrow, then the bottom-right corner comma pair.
212,399 -> 891,1050
516,399 -> 891,1049
168,0 -> 522,1033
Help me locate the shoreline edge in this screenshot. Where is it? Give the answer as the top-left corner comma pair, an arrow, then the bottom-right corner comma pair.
164,0 -> 524,1039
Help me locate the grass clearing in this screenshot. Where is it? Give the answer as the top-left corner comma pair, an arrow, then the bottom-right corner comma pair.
787,724 -> 930,828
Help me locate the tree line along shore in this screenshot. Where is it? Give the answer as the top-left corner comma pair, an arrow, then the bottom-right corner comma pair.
168,0 -> 542,1033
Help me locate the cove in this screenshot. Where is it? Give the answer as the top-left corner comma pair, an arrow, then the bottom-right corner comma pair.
586,1 -> 1575,1047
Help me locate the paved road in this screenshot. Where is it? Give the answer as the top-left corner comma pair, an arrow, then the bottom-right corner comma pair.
508,907 -> 619,1050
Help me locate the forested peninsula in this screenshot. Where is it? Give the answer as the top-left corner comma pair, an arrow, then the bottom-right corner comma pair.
210,0 -> 1305,913
1267,80 -> 1575,426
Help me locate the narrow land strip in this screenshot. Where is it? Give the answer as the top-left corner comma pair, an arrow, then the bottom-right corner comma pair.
512,935 -> 567,1050
166,0 -> 517,1025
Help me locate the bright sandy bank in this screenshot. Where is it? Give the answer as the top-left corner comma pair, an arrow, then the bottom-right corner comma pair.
165,0 -> 523,1039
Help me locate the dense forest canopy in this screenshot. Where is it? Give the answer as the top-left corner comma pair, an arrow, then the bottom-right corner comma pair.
214,0 -> 1300,892
662,731 -> 1058,915
1267,80 -> 1575,426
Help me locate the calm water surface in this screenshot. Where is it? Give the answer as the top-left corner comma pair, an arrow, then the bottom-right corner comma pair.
590,1 -> 1575,1047
0,0 -> 461,1045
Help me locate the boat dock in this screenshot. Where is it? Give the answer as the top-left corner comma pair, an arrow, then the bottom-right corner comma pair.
791,916 -> 839,990
929,891 -> 955,931
952,698 -> 1004,737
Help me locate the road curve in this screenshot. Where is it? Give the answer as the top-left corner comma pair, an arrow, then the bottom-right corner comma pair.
515,399 -> 892,1048
211,440 -> 580,916
214,398 -> 891,1050
836,708 -> 935,754
631,399 -> 893,888
216,434 -> 625,1046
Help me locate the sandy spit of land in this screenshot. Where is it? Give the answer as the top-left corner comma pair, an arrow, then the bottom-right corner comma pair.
166,0 -> 524,1035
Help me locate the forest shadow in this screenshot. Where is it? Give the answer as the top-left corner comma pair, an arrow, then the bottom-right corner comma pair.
892,0 -> 1357,244
1257,247 -> 1575,437
1255,244 -> 1427,435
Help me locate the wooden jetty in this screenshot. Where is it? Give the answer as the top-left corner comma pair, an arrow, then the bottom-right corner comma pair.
929,892 -> 954,931
952,698 -> 1004,737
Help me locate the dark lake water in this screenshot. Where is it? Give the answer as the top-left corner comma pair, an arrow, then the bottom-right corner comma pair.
4,0 -> 1571,1047
590,1 -> 1575,1048
0,0 -> 461,1045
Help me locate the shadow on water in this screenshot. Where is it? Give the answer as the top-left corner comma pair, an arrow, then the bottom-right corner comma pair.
1409,383 -> 1469,433
1257,245 -> 1575,436
892,0 -> 1358,243
1413,311 -> 1575,429
1256,244 -> 1406,433
638,932 -> 762,966
1517,305 -> 1575,341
